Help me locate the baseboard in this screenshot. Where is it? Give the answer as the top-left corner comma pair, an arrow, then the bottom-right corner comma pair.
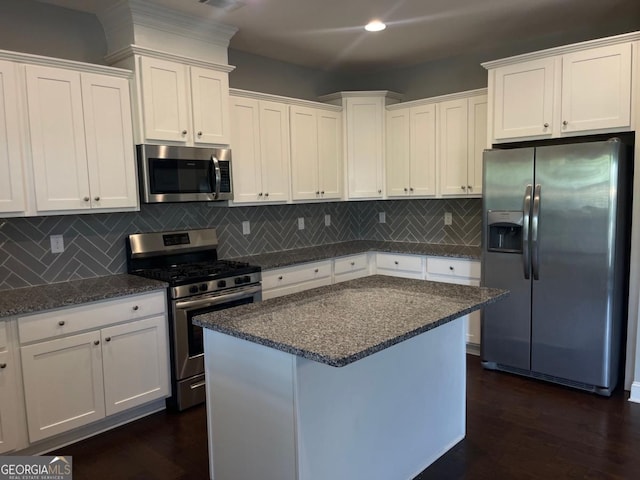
466,342 -> 480,356
630,381 -> 640,403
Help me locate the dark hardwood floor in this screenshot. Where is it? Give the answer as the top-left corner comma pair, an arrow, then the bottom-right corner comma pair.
52,355 -> 640,479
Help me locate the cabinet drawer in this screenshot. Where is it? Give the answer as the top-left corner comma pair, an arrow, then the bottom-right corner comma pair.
376,253 -> 424,273
262,261 -> 332,291
334,254 -> 369,275
18,291 -> 166,344
0,322 -> 6,350
427,257 -> 480,280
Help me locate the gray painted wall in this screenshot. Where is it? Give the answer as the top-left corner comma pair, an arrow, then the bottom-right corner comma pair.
0,0 -> 107,64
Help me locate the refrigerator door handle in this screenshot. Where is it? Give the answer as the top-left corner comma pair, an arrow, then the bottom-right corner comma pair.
523,184 -> 533,280
532,184 -> 542,280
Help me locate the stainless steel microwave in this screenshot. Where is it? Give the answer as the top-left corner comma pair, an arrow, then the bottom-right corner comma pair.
137,144 -> 233,203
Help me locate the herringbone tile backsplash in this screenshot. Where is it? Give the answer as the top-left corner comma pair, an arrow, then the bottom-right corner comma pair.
0,198 -> 480,290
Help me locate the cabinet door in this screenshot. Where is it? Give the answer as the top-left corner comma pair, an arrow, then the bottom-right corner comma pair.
0,60 -> 25,214
386,108 -> 411,197
561,43 -> 632,133
260,100 -> 291,202
21,331 -> 105,442
493,58 -> 554,140
467,95 -> 487,196
139,57 -> 190,143
81,73 -> 137,209
230,97 -> 263,203
290,105 -> 319,200
317,109 -> 342,200
410,104 -> 437,196
0,351 -> 18,454
346,97 -> 384,198
190,66 -> 230,145
26,65 -> 91,212
102,316 -> 169,416
439,99 -> 469,196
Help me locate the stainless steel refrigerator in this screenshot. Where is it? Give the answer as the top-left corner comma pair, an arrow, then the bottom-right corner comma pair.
481,138 -> 630,396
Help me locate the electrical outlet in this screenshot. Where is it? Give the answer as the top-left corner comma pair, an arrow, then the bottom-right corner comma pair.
444,212 -> 453,226
242,221 -> 250,235
298,217 -> 305,230
378,212 -> 386,224
324,214 -> 331,227
50,234 -> 64,254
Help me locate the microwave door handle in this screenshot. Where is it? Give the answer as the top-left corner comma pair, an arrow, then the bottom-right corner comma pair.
211,155 -> 222,199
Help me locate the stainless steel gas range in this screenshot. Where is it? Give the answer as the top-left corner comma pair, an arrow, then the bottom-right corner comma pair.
126,228 -> 261,411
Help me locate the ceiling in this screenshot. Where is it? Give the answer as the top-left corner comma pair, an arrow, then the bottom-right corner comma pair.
37,0 -> 640,72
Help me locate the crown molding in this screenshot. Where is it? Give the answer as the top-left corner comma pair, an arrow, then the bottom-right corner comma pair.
386,88 -> 487,110
482,30 -> 640,70
106,45 -> 236,72
229,88 -> 343,111
318,90 -> 404,106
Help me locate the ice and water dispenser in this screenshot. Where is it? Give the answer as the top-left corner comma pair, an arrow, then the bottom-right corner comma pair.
487,211 -> 524,253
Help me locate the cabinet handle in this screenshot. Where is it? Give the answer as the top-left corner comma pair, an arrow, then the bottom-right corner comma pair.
278,275 -> 283,280
105,337 -> 111,342
543,123 -> 549,128
58,320 -> 65,326
562,120 -> 568,126
0,363 -> 6,369
182,130 -> 188,135
94,340 -> 100,346
133,305 -> 139,311
197,131 -> 203,136
94,196 -> 100,201
83,196 -> 90,202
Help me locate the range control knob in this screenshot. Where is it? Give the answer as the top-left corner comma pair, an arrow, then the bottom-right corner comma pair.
199,283 -> 208,292
189,286 -> 199,294
234,277 -> 243,285
217,280 -> 227,288
243,275 -> 251,283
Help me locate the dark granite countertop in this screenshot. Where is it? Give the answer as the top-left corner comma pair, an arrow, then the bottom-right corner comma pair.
0,274 -> 168,318
228,240 -> 481,270
193,275 -> 507,367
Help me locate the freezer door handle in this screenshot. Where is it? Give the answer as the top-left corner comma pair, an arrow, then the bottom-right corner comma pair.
532,184 -> 541,280
523,184 -> 532,280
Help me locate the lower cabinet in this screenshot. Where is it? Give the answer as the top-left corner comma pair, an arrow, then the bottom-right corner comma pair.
18,291 -> 169,443
426,257 -> 482,347
0,321 -> 19,454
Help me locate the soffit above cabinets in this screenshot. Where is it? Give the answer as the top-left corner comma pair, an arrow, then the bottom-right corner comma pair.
35,0 -> 640,72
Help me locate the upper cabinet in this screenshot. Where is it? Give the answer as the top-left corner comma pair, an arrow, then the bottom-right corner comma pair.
25,65 -> 137,213
0,59 -> 25,215
230,95 -> 290,203
290,104 -> 342,201
139,56 -> 231,146
487,38 -> 634,143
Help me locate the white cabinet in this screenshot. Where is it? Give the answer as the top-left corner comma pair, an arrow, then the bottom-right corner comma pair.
290,105 -> 342,201
25,65 -> 137,213
375,253 -> 425,280
426,257 -> 482,347
386,104 -> 437,197
439,95 -> 486,196
0,60 -> 25,215
18,291 -> 169,443
139,56 -> 230,146
0,322 -> 19,454
334,254 -> 370,283
490,42 -> 632,142
262,261 -> 333,300
230,96 -> 290,203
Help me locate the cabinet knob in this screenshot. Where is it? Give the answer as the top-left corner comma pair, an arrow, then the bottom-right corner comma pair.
94,196 -> 100,201
0,363 -> 7,369
467,185 -> 472,191
265,192 -> 269,197
94,340 -> 100,346
105,337 -> 111,342
258,192 -> 263,196
543,123 -> 549,128
409,187 -> 414,192
394,261 -> 399,265
58,320 -> 65,326
378,189 -> 382,194
314,268 -> 319,273
320,191 -> 325,195
133,305 -> 139,311
197,131 -> 203,136
316,191 -> 320,195
449,266 -> 454,271
182,130 -> 188,135
278,275 -> 283,280
84,196 -> 90,202
404,188 -> 408,192
460,185 -> 466,191
562,120 -> 568,126
350,261 -> 355,266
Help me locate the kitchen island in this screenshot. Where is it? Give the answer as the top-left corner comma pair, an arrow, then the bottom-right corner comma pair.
193,275 -> 507,480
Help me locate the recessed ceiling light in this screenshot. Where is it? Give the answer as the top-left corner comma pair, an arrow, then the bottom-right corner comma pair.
365,20 -> 386,32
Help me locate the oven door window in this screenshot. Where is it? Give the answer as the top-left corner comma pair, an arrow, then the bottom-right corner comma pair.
149,158 -> 214,194
186,297 -> 254,357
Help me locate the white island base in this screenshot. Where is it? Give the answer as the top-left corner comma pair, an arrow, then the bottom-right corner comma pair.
203,317 -> 466,480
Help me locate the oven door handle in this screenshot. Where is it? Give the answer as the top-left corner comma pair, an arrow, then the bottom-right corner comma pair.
175,285 -> 261,310
211,154 -> 222,200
